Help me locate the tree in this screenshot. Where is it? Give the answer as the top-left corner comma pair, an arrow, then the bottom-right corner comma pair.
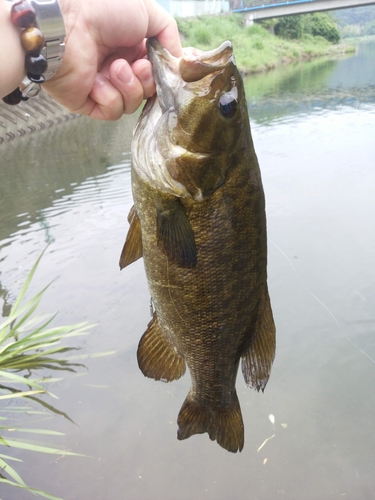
273,13 -> 341,43
307,13 -> 341,43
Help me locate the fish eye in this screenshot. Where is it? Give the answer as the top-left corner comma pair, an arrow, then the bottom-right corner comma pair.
218,92 -> 238,119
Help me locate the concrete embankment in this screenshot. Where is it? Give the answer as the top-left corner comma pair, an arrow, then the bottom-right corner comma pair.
0,92 -> 76,145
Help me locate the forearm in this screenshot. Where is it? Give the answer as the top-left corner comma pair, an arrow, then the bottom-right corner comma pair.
0,0 -> 25,98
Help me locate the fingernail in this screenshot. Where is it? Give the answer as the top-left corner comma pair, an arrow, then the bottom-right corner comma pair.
116,62 -> 134,85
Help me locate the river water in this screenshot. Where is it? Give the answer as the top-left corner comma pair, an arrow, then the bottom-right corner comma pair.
1,41 -> 374,500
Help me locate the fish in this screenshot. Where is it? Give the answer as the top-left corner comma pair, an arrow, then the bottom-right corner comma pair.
119,38 -> 276,453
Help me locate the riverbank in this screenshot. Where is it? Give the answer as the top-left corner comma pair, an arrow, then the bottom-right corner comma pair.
342,34 -> 375,44
177,14 -> 355,75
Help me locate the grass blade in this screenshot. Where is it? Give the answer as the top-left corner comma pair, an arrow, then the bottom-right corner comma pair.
0,438 -> 82,456
0,390 -> 44,400
0,457 -> 26,486
0,248 -> 100,499
0,478 -> 63,499
9,248 -> 48,317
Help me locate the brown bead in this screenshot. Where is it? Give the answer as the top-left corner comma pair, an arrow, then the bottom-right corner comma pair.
21,27 -> 44,53
11,1 -> 36,28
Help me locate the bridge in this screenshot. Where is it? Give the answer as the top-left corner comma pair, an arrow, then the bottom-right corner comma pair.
233,0 -> 375,24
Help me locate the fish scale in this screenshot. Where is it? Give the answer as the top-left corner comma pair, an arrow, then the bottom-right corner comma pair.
120,38 -> 276,453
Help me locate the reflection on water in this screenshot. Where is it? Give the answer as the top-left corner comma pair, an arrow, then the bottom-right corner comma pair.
245,45 -> 375,125
0,115 -> 136,309
0,42 -> 375,499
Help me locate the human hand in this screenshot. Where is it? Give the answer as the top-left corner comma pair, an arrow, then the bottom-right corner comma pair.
43,0 -> 182,120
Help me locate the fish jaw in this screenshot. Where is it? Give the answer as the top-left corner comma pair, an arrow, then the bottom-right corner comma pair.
146,38 -> 182,113
146,38 -> 235,111
131,39 -> 250,202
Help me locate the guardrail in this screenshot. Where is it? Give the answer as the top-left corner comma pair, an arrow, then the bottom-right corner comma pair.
233,0 -> 375,19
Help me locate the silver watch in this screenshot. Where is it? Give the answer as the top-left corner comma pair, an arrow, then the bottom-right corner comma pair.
30,0 -> 66,81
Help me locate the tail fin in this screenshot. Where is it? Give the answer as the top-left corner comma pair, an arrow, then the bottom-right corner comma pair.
177,392 -> 244,453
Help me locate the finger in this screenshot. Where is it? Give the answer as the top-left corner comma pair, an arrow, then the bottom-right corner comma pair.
153,20 -> 183,58
89,72 -> 125,120
109,59 -> 146,114
131,59 -> 156,99
144,0 -> 182,57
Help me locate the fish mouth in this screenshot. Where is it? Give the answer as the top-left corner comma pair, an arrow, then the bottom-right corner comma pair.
147,38 -> 235,111
147,38 -> 180,112
138,39 -> 241,201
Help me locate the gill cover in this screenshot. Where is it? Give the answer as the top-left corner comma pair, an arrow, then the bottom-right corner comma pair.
132,39 -> 247,202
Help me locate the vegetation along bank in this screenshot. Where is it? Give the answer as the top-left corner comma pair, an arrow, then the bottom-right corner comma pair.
177,13 -> 354,75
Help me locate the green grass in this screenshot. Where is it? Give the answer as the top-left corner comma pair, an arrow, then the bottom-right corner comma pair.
0,250 -> 107,498
177,14 -> 354,74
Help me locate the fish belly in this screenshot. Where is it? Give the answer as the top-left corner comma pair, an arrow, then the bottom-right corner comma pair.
131,158 -> 274,452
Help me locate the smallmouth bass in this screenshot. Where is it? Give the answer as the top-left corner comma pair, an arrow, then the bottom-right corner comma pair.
120,38 -> 276,453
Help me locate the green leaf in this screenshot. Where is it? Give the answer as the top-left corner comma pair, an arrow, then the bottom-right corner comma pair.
0,248 -> 97,499
0,370 -> 46,391
0,457 -> 26,486
0,478 -> 63,500
9,248 -> 48,317
0,452 -> 23,462
0,438 -> 83,456
0,390 -> 45,400
8,428 -> 65,436
19,395 -> 76,424
0,286 -> 50,341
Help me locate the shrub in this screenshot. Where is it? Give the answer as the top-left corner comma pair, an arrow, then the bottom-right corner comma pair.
193,26 -> 212,45
307,13 -> 341,43
274,13 -> 341,43
253,40 -> 264,50
247,23 -> 270,37
275,16 -> 303,39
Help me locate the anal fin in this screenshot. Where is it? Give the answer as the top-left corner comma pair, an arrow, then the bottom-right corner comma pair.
119,206 -> 143,270
137,315 -> 186,382
242,291 -> 276,392
156,198 -> 197,268
177,391 -> 244,453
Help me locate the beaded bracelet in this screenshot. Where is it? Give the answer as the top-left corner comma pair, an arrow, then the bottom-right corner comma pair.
2,0 -> 65,106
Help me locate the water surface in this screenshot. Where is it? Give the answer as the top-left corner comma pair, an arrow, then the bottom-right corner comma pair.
1,42 -> 374,500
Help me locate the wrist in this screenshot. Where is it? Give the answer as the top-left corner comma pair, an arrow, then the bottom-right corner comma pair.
29,0 -> 66,81
2,0 -> 66,105
1,0 -> 25,96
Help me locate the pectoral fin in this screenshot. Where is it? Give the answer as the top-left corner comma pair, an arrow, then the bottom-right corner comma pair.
119,206 -> 143,270
241,291 -> 276,392
137,315 -> 186,382
156,198 -> 197,268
